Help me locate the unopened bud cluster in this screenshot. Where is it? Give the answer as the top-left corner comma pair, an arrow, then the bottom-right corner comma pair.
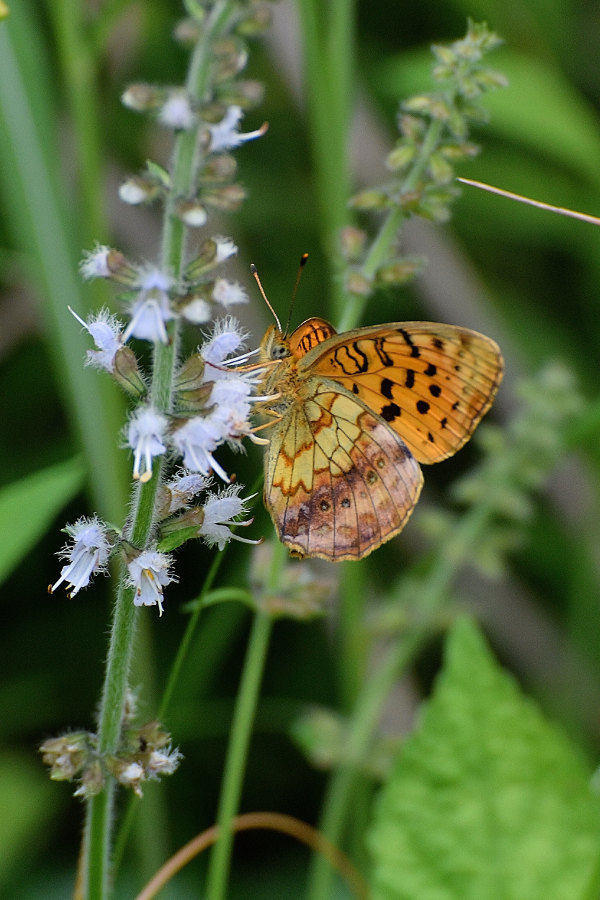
40,709 -> 181,798
344,20 -> 506,302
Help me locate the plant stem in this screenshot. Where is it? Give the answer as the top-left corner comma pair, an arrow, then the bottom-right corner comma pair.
306,500 -> 495,900
337,118 -> 445,333
82,6 -> 241,895
204,611 -> 273,900
298,0 -> 355,316
205,541 -> 285,899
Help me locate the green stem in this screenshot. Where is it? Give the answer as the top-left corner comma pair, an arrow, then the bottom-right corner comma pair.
204,611 -> 274,900
298,0 -> 355,316
337,118 -> 445,333
205,541 -> 286,900
306,499 -> 495,900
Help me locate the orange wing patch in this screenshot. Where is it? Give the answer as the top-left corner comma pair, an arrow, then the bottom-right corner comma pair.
305,322 -> 503,464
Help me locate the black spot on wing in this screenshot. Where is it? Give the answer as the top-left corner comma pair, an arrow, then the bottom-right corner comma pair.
381,378 -> 394,399
381,402 -> 401,422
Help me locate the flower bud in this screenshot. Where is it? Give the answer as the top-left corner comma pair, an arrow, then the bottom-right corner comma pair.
428,151 -> 453,184
218,79 -> 265,110
175,198 -> 208,227
122,82 -> 163,112
345,271 -> 372,297
173,16 -> 204,47
375,258 -> 424,286
237,3 -> 273,36
199,153 -> 238,183
349,189 -> 390,210
339,226 -> 366,262
203,184 -> 246,211
213,38 -> 248,82
386,143 -> 416,172
40,732 -> 90,781
112,346 -> 147,398
119,175 -> 162,205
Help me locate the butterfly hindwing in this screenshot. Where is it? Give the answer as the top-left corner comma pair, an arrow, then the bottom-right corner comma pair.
264,381 -> 423,560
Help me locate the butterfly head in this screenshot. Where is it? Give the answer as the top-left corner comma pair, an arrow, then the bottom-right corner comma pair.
259,325 -> 292,363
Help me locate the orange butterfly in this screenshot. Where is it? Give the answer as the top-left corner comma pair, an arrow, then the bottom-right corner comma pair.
256,317 -> 503,561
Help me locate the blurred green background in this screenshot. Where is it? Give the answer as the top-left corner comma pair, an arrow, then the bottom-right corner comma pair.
2,0 -> 600,896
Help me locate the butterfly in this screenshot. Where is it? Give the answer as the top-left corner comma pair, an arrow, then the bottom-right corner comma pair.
255,316 -> 503,561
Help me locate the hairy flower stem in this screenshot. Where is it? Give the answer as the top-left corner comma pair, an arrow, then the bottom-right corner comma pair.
83,6 -> 240,897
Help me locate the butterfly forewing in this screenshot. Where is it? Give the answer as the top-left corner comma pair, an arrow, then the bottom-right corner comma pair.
300,321 -> 503,464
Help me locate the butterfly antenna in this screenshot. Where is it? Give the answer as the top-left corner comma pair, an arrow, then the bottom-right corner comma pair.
251,263 -> 282,332
283,252 -> 309,337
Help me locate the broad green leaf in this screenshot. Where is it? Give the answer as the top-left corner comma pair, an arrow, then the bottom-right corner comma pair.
368,618 -> 600,900
0,456 -> 85,585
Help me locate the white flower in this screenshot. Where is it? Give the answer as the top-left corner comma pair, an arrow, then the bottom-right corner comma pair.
119,179 -> 151,205
123,267 -> 174,344
214,236 -> 238,263
127,550 -> 175,616
200,317 -> 247,365
212,278 -> 248,307
208,375 -> 252,438
118,762 -> 145,796
165,472 -> 210,513
50,517 -> 111,598
181,297 -> 212,324
70,307 -> 124,371
178,202 -> 208,228
80,245 -> 112,279
171,415 -> 230,482
147,746 -> 183,777
127,406 -> 168,483
198,485 -> 256,550
158,89 -> 195,130
207,105 -> 267,152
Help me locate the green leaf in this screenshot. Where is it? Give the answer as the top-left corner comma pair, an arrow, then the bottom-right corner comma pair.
0,456 -> 85,584
0,750 -> 63,890
367,618 -> 600,900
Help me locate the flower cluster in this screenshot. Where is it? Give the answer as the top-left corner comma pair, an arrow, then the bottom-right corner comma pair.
40,715 -> 182,799
51,478 -> 258,615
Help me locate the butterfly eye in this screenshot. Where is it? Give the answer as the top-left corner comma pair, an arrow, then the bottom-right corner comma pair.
270,342 -> 290,360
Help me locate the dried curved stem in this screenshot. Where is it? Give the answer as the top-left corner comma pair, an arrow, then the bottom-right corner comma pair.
133,810 -> 369,900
